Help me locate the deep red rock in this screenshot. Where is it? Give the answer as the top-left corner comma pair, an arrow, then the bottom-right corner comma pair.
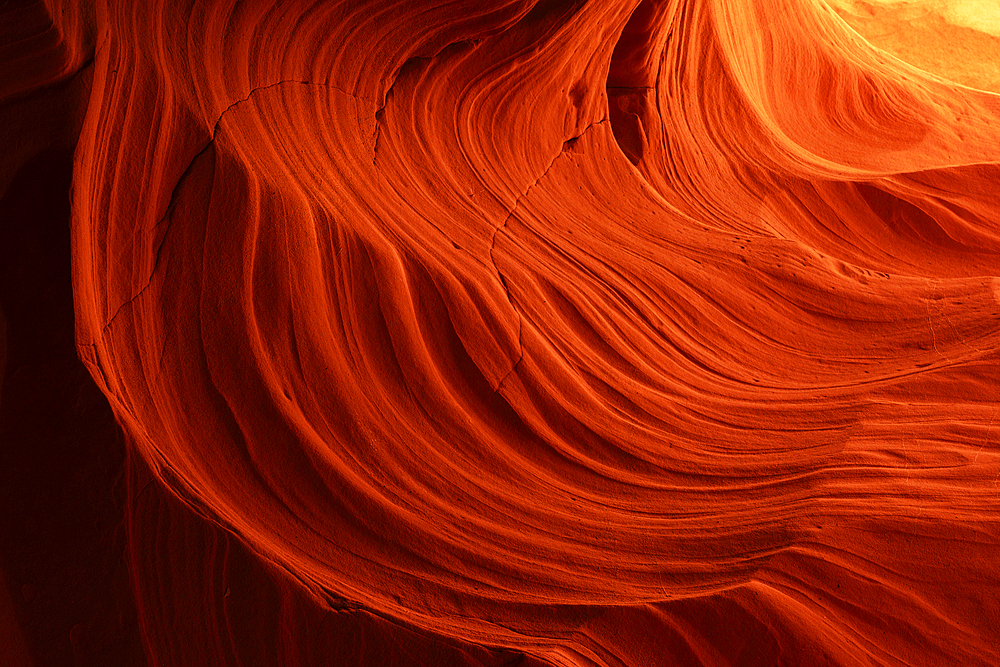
3,1 -> 1000,665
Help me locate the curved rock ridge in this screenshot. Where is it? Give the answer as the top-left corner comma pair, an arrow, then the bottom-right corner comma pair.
5,0 -> 990,663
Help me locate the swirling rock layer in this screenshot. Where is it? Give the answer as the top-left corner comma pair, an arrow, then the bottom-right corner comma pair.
3,0 -> 1000,664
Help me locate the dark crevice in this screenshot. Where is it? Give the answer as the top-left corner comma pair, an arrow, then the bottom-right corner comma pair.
0,148 -> 147,665
606,0 -> 677,166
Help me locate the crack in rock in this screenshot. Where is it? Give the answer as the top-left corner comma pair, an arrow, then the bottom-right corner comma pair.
489,118 -> 607,393
373,40 -> 480,166
373,57 -> 429,166
100,80 -> 349,334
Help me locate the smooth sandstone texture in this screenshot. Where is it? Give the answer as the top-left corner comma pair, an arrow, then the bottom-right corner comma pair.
3,0 -> 1000,665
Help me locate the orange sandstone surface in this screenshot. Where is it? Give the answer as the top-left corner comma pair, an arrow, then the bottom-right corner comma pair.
2,0 -> 1000,665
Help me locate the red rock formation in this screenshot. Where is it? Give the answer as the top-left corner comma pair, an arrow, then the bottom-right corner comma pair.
3,0 -> 1000,665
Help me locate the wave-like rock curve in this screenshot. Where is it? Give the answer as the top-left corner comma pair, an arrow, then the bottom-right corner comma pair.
3,0 -> 1000,664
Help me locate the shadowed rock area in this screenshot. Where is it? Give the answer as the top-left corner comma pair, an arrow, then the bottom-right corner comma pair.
3,0 -> 1000,665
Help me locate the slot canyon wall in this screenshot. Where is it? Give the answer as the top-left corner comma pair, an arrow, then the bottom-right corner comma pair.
2,0 -> 999,665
